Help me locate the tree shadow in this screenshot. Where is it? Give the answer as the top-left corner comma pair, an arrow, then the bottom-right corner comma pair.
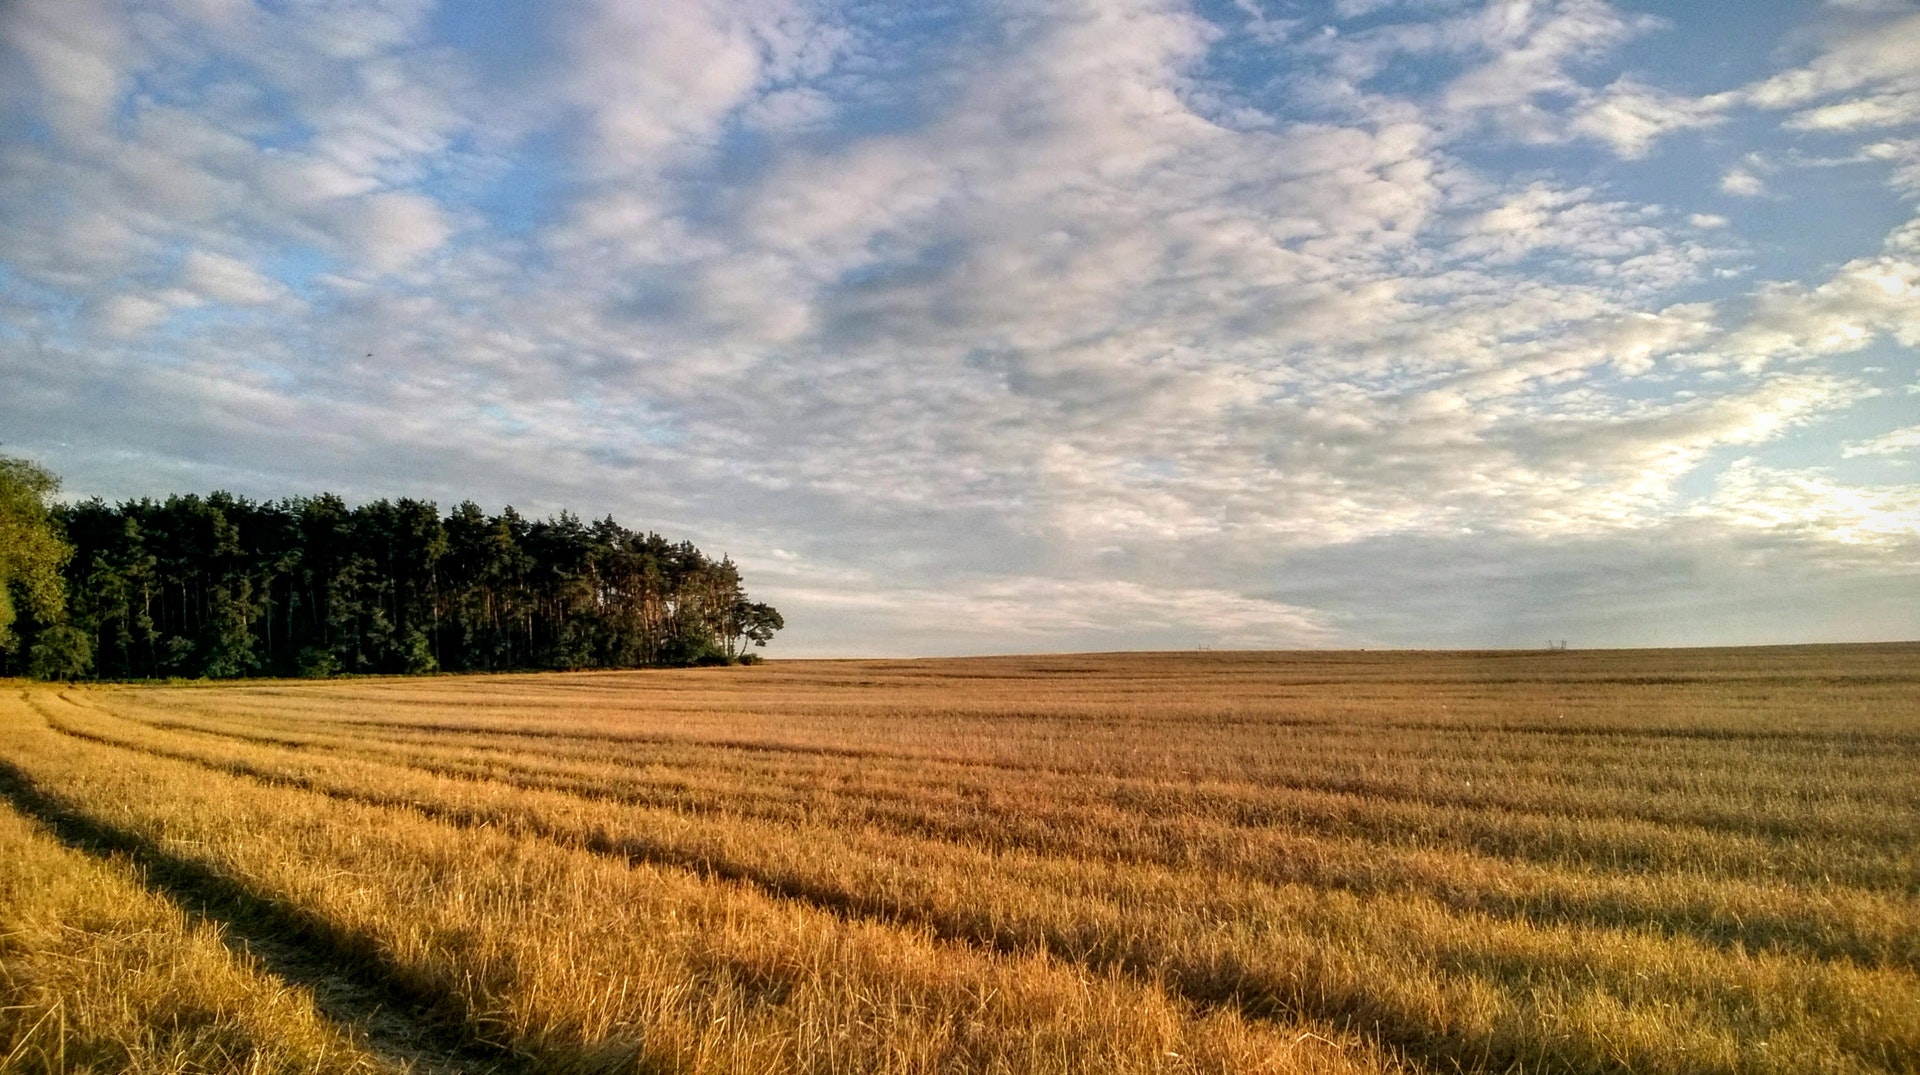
0,757 -> 548,1075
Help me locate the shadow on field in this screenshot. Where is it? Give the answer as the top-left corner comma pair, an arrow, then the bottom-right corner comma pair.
33,720 -> 1541,1074
43,725 -> 1469,1072
0,757 -> 544,1075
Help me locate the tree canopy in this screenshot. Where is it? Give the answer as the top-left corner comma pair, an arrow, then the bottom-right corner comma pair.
0,461 -> 782,680
0,455 -> 86,678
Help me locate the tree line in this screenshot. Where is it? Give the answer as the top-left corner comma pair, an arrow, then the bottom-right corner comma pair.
0,455 -> 783,680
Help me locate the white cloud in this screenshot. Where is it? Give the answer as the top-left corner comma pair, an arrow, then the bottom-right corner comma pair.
763,572 -> 1348,652
1448,183 -> 1669,265
1858,139 -> 1920,198
1231,0 -> 1303,45
0,0 -> 131,140
1843,425 -> 1920,456
1718,252 -> 1920,367
340,190 -> 453,273
179,250 -> 285,306
1787,89 -> 1920,131
92,294 -> 173,337
563,0 -> 789,171
742,86 -> 838,132
6,0 -> 1920,654
1743,12 -> 1920,110
1721,167 -> 1766,197
1571,79 -> 1728,157
1700,459 -> 1920,547
258,154 -> 383,206
1435,0 -> 1658,139
287,0 -> 435,62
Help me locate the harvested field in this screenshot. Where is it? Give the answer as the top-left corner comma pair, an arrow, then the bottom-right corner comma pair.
2,644 -> 1917,1073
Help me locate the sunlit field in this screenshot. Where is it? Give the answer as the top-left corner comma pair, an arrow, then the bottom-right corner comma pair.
2,644 -> 1917,1074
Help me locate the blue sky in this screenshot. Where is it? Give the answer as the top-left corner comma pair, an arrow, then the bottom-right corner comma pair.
3,0 -> 1917,655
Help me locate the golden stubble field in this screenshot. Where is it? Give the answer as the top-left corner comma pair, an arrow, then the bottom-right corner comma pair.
1,644 -> 1917,1074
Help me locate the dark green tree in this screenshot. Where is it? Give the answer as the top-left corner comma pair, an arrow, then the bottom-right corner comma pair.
42,482 -> 780,679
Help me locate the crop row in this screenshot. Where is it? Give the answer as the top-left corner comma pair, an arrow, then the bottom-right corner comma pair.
21,689 -> 1920,1074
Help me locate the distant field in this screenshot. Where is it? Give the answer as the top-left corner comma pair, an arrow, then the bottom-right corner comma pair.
2,645 -> 1918,1074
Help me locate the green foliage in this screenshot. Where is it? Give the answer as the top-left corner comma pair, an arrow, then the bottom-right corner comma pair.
658,615 -> 725,667
27,623 -> 92,680
297,646 -> 342,678
0,454 -> 79,675
738,601 -> 785,649
49,486 -> 782,679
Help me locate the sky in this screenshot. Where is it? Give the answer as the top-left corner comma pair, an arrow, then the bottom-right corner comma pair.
2,0 -> 1918,656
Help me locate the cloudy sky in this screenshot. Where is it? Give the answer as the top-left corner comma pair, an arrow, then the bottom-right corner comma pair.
3,0 -> 1918,655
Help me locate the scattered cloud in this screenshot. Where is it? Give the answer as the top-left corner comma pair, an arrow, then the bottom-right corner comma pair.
1720,167 -> 1766,197
179,250 -> 287,306
1571,79 -> 1728,157
92,294 -> 174,338
4,0 -> 1919,652
1742,12 -> 1920,111
763,572 -> 1346,654
1787,89 -> 1920,131
1701,459 -> 1920,548
1843,424 -> 1920,457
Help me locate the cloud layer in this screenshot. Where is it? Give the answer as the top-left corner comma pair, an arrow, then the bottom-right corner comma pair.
3,0 -> 1918,653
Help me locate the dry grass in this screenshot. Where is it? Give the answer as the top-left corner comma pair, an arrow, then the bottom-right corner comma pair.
2,644 -> 1917,1073
0,779 -> 399,1074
